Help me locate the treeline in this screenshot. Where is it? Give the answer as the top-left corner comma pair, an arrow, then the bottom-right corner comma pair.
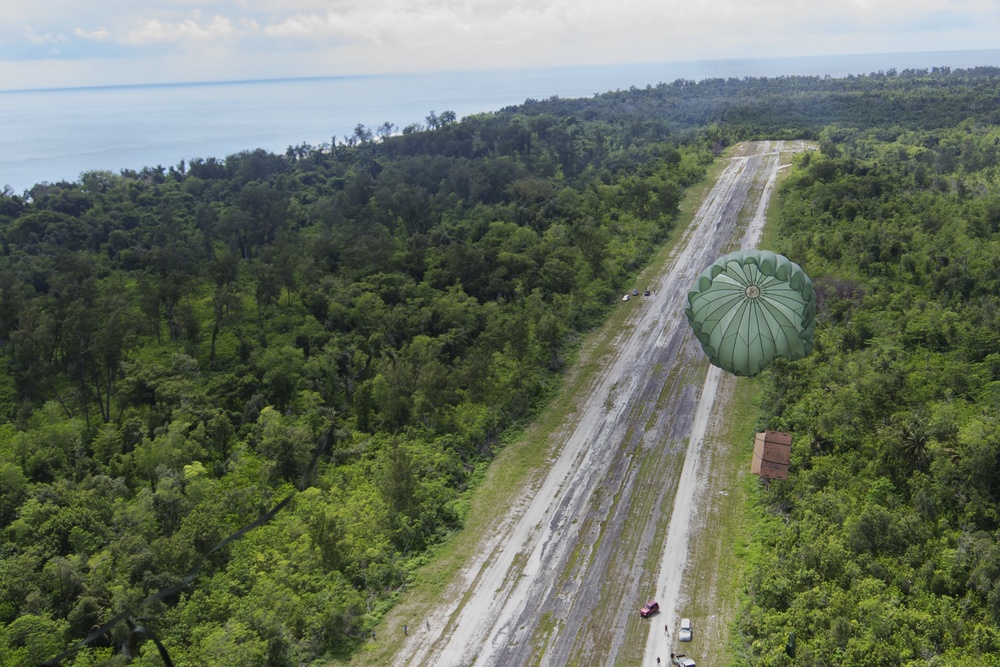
737,124 -> 1000,664
0,103 -> 709,665
518,66 -> 1000,142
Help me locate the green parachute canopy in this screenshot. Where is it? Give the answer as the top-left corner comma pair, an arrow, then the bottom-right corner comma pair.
685,250 -> 815,377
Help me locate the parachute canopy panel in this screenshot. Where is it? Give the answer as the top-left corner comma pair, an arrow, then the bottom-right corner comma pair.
752,430 -> 792,480
685,249 -> 815,377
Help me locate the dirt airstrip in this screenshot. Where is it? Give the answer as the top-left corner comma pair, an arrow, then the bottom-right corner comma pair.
358,141 -> 810,667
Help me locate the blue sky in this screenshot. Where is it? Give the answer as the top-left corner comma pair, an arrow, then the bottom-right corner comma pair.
3,0 -> 1000,91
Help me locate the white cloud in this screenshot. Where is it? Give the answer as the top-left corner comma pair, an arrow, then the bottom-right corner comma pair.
2,0 -> 1000,90
122,15 -> 259,45
23,26 -> 67,46
260,0 -> 601,53
264,13 -> 349,39
245,0 -> 1000,78
74,27 -> 112,42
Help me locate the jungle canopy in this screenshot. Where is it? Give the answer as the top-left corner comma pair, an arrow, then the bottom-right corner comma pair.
685,249 -> 815,377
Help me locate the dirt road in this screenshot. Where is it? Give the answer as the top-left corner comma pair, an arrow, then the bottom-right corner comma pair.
392,141 -> 807,667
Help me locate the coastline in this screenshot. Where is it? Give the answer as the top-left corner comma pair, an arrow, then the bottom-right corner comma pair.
3,48 -> 1000,193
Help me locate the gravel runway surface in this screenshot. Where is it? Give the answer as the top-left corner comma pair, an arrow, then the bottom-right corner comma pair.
393,140 -> 809,667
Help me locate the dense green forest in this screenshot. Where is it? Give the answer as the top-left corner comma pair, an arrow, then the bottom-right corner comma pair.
3,66 -> 1000,665
738,124 -> 1000,664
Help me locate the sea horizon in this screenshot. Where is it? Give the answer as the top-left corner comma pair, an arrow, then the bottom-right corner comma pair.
3,47 -> 1000,193
4,47 -> 1000,96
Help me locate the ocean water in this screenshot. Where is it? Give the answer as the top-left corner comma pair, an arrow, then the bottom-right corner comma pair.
2,49 -> 1000,193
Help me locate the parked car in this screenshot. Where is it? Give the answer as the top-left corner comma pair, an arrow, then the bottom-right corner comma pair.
673,653 -> 696,667
622,293 -> 630,301
639,600 -> 659,617
679,617 -> 692,641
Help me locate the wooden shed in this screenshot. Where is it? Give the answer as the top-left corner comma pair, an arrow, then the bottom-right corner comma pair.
751,430 -> 792,480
